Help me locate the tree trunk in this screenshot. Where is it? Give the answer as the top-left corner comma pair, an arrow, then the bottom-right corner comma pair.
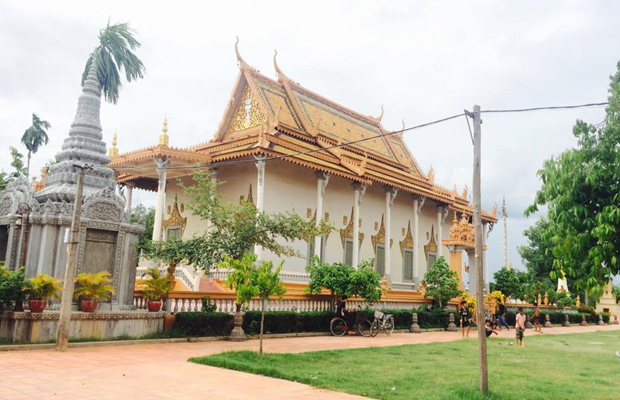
26,151 -> 31,177
260,299 -> 265,358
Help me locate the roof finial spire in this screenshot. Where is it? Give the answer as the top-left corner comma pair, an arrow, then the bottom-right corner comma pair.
158,116 -> 169,147
108,129 -> 119,157
274,49 -> 288,82
235,36 -> 250,70
370,105 -> 384,123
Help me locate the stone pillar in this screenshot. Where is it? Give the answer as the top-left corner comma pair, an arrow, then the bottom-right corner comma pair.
254,156 -> 266,261
124,184 -> 134,213
483,223 -> 489,292
314,172 -> 330,258
152,158 -> 170,241
384,186 -> 397,279
449,248 -> 463,289
412,196 -> 420,283
467,249 -> 476,295
352,182 -> 366,269
436,206 -> 445,258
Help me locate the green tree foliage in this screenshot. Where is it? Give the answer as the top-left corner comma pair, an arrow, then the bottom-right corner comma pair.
130,204 -> 155,255
82,21 -> 146,104
221,253 -> 258,312
522,279 -> 557,305
182,170 -> 331,269
9,146 -> 26,178
305,257 -> 382,304
0,171 -> 8,191
253,258 -> 286,357
518,218 -> 557,281
422,256 -> 460,309
21,113 -> 51,176
141,267 -> 173,301
143,238 -> 204,279
0,266 -> 28,312
527,60 -> 620,291
492,267 -> 529,300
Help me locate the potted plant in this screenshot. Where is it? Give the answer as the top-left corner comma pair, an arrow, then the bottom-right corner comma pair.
141,267 -> 172,312
25,274 -> 62,312
73,271 -> 116,312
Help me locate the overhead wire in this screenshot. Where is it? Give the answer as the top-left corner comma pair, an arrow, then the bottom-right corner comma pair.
115,101 -> 610,172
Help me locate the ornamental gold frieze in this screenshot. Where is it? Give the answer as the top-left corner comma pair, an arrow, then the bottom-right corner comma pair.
399,221 -> 414,255
371,214 -> 393,251
424,225 -> 438,260
163,195 -> 187,235
340,207 -> 364,248
227,85 -> 266,134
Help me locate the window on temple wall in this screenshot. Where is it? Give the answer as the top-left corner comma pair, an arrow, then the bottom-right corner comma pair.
307,236 -> 328,266
375,244 -> 385,277
166,227 -> 181,241
403,248 -> 413,282
344,238 -> 353,266
428,252 -> 437,269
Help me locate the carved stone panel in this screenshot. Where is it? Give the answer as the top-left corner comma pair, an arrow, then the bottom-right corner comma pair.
82,228 -> 118,277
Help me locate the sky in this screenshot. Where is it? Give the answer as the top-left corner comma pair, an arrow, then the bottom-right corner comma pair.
1,0 -> 619,281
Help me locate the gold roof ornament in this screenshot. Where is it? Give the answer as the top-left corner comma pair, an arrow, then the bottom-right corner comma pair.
399,221 -> 414,255
427,165 -> 435,185
340,207 -> 364,248
235,36 -> 252,70
371,214 -> 393,251
108,129 -> 119,157
273,49 -> 289,83
158,117 -> 169,147
424,225 -> 438,259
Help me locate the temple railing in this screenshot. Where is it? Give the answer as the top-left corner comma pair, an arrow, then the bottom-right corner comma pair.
136,265 -> 201,291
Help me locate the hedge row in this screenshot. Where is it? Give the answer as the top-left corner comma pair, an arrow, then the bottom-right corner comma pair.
172,309 -> 611,337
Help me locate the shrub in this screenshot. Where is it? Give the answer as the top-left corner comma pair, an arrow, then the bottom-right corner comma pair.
173,312 -> 233,336
0,266 -> 28,312
25,274 -> 62,301
243,311 -> 334,335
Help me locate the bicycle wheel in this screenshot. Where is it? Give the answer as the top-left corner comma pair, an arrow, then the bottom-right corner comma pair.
371,318 -> 380,337
357,319 -> 372,337
385,316 -> 395,335
330,318 -> 347,337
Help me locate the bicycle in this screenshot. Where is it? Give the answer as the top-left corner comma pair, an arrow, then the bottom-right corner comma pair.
370,310 -> 395,336
330,308 -> 373,337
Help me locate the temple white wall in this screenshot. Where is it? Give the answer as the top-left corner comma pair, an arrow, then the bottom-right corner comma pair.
164,159 -> 456,284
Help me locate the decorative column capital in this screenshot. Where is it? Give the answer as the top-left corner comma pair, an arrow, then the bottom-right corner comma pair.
316,171 -> 330,197
384,185 -> 398,207
352,182 -> 367,205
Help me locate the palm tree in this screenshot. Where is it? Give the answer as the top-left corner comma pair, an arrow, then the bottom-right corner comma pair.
21,113 -> 51,177
81,21 -> 146,104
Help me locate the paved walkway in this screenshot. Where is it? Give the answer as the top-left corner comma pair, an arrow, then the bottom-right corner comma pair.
0,324 -> 618,400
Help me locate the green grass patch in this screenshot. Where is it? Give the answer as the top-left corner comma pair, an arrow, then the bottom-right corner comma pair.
189,330 -> 620,400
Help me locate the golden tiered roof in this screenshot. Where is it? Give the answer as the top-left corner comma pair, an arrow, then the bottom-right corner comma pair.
108,39 -> 497,223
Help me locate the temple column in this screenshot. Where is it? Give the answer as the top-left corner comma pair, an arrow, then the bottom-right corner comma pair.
384,186 -> 397,279
254,156 -> 266,261
124,183 -> 134,213
352,182 -> 366,269
483,223 -> 489,292
152,157 -> 170,241
412,196 -> 425,283
314,172 -> 330,258
436,205 -> 444,259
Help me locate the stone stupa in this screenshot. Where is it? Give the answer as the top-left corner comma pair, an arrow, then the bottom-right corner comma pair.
0,65 -> 144,310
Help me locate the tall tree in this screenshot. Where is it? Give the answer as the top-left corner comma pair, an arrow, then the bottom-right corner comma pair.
82,21 -> 145,105
527,60 -> 620,291
21,113 -> 51,176
518,218 -> 556,281
492,266 -> 529,300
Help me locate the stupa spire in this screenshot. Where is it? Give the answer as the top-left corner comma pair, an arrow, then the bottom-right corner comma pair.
158,116 -> 169,147
108,129 -> 119,157
35,62 -> 116,203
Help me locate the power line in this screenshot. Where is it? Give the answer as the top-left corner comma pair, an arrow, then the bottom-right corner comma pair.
118,112 -> 467,171
481,102 -> 608,114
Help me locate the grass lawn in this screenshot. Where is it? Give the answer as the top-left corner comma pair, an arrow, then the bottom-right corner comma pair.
189,330 -> 620,400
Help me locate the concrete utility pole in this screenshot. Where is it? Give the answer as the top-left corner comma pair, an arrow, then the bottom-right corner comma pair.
471,105 -> 488,393
56,164 -> 91,351
502,196 -> 508,268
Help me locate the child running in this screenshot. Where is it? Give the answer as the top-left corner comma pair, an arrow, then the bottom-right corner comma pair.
515,307 -> 526,347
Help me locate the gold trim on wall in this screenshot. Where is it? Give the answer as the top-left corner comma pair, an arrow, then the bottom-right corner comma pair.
340,207 -> 364,248
424,225 -> 437,260
399,221 -> 413,256
163,195 -> 188,236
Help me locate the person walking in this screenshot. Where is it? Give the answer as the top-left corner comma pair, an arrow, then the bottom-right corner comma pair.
497,301 -> 510,331
515,307 -> 526,347
459,300 -> 471,338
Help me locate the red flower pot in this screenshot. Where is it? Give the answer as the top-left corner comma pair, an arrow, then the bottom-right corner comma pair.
81,299 -> 98,312
28,300 -> 47,313
147,300 -> 162,312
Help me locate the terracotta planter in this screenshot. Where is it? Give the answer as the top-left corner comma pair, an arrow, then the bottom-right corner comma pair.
28,300 -> 47,313
81,299 -> 98,312
147,300 -> 162,312
163,314 -> 176,331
